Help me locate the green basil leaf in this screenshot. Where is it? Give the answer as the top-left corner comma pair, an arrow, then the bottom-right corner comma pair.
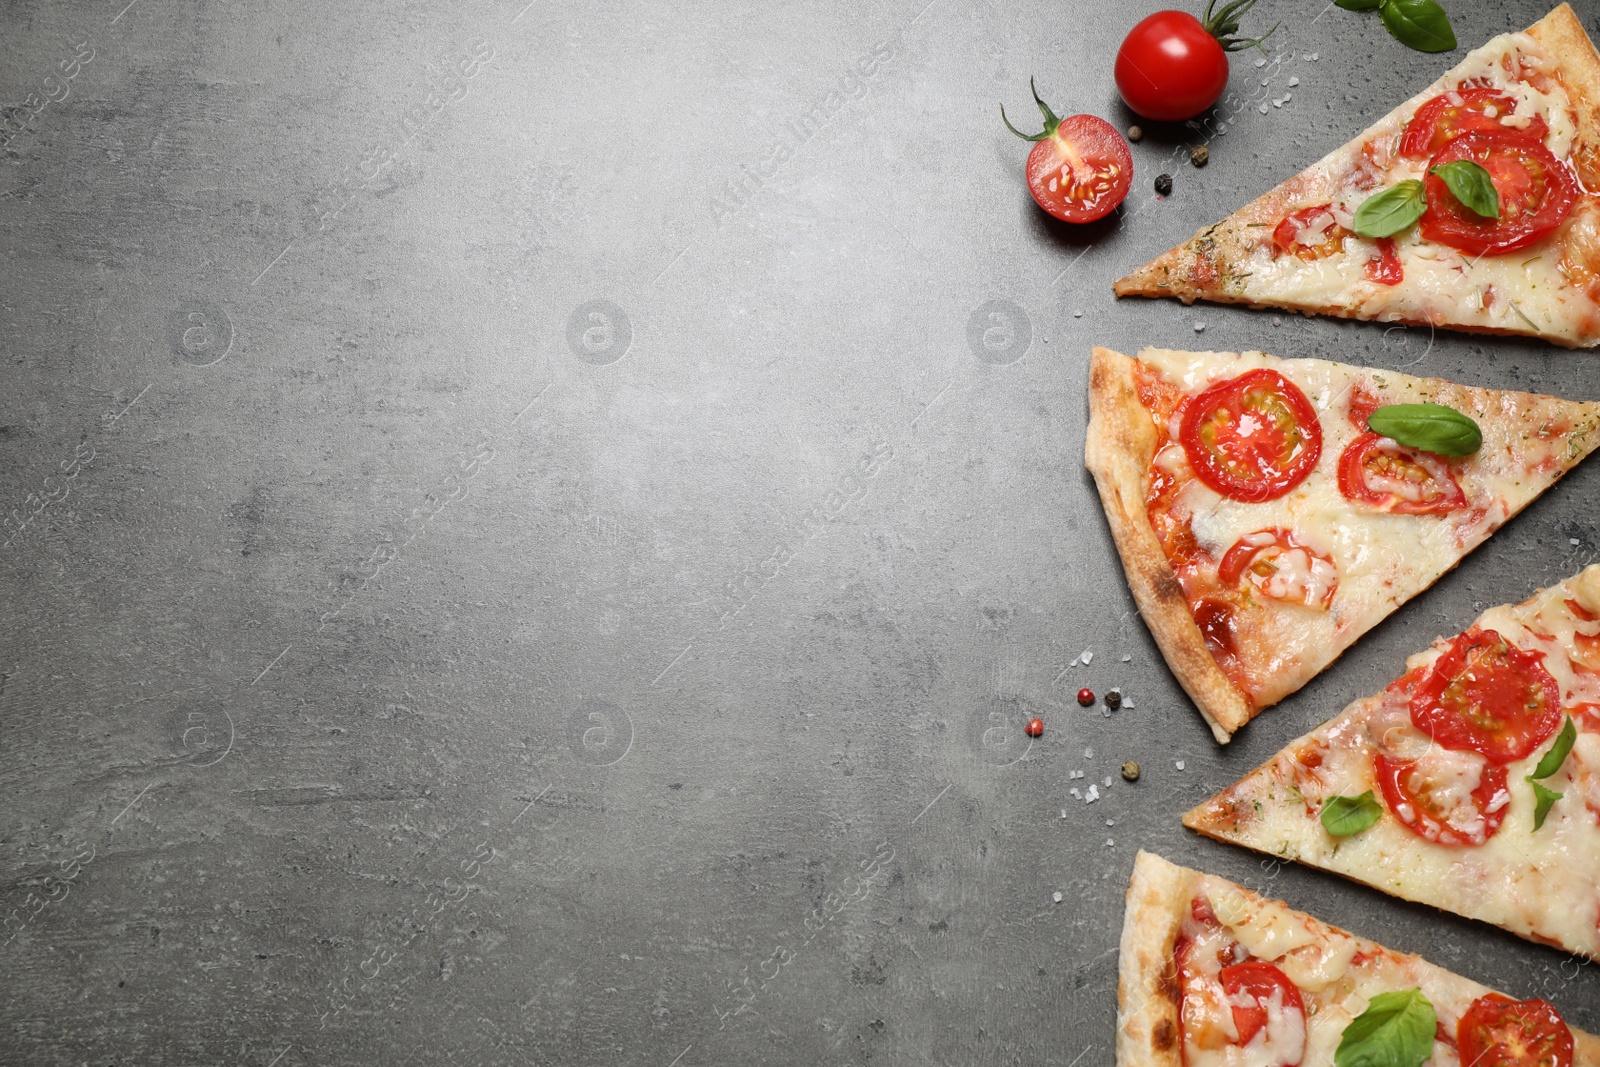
1336,0 -> 1383,9
1352,180 -> 1425,238
1429,160 -> 1499,218
1379,0 -> 1456,52
1528,780 -> 1563,831
1366,403 -> 1482,456
1321,792 -> 1383,836
1530,716 -> 1577,779
1335,988 -> 1437,1067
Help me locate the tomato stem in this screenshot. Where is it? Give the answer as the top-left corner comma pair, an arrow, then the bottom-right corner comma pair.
1202,0 -> 1276,54
1000,76 -> 1060,143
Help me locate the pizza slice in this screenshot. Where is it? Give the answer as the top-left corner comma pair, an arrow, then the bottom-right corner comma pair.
1086,345 -> 1600,743
1184,565 -> 1600,961
1118,851 -> 1600,1067
1114,4 -> 1600,348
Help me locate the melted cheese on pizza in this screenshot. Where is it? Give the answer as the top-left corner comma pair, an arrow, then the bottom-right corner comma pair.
1188,567 -> 1600,960
1135,347 -> 1600,710
1219,31 -> 1600,346
1179,877 -> 1511,1067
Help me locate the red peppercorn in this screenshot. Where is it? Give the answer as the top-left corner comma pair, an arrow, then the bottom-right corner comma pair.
1025,717 -> 1044,737
1077,688 -> 1094,707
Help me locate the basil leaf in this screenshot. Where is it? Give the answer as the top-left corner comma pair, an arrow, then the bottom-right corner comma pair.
1335,988 -> 1437,1067
1321,792 -> 1383,836
1352,181 -> 1425,238
1530,716 -> 1577,779
1379,0 -> 1457,53
1528,780 -> 1563,831
1430,160 -> 1499,218
1366,403 -> 1482,456
1336,0 -> 1383,8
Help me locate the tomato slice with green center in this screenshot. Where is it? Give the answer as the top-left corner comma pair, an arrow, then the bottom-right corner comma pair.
1337,433 -> 1468,515
1273,205 -> 1347,260
1179,370 -> 1322,502
1457,995 -> 1574,1067
1401,88 -> 1550,158
1374,750 -> 1509,847
1420,131 -> 1579,256
1410,629 -> 1562,763
1023,114 -> 1133,224
1218,530 -> 1338,610
1219,961 -> 1305,1051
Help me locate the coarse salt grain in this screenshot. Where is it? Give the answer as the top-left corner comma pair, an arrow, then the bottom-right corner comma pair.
1106,838 -> 1115,847
1086,785 -> 1100,803
1194,323 -> 1206,333
1084,747 -> 1094,759
1175,760 -> 1186,770
1572,539 -> 1582,546
1258,103 -> 1270,115
1121,654 -> 1131,662
1255,57 -> 1267,67
1104,776 -> 1113,788
1070,788 -> 1082,799
1053,891 -> 1063,903
1080,649 -> 1094,665
1288,77 -> 1300,86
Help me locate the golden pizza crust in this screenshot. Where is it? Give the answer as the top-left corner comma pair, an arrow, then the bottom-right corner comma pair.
1085,348 -> 1252,743
1532,4 -> 1600,189
1113,4 -> 1600,347
1116,852 -> 1191,1067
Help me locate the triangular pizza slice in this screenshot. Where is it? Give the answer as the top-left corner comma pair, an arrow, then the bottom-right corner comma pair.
1086,345 -> 1600,742
1118,851 -> 1600,1067
1185,565 -> 1600,960
1115,4 -> 1600,348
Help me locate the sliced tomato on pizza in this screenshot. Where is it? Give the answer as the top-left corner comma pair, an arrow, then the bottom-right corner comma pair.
1086,346 -> 1600,742
1185,565 -> 1600,960
1118,852 -> 1600,1067
1114,3 -> 1600,348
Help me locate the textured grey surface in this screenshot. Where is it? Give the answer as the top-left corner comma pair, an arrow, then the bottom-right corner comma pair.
2,0 -> 1599,1063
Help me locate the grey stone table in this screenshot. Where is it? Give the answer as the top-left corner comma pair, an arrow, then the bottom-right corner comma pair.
3,0 -> 1598,1063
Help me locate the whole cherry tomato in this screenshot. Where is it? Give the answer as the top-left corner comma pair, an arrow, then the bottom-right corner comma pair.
1002,80 -> 1133,223
1115,0 -> 1274,122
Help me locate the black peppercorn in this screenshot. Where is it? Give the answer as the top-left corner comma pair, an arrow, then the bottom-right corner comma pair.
1155,173 -> 1173,196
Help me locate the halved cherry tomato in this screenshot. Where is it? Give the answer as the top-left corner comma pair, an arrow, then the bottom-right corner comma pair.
1219,530 -> 1338,610
1401,88 -> 1551,159
1457,995 -> 1574,1067
1346,386 -> 1384,430
1273,205 -> 1346,260
1219,961 -> 1305,1049
1179,370 -> 1322,502
1420,132 -> 1579,256
1337,433 -> 1468,515
1004,83 -> 1132,224
1374,750 -> 1509,847
1411,629 -> 1563,763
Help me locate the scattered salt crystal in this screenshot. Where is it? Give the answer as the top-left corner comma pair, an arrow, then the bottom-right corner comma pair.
1073,310 -> 1083,318
1084,747 -> 1094,759
1255,57 -> 1267,67
1085,785 -> 1100,803
1572,539 -> 1582,546
1194,323 -> 1206,333
1308,52 -> 1319,60
1288,77 -> 1300,87
1121,696 -> 1135,710
1273,98 -> 1284,108
1260,78 -> 1270,86
1121,654 -> 1131,663
1284,93 -> 1293,102
1060,809 -> 1068,819
1052,891 -> 1063,903
1106,838 -> 1115,847
1175,760 -> 1186,771
1070,787 -> 1082,799
1258,103 -> 1270,115
1080,649 -> 1094,665
1104,776 -> 1113,788
1106,820 -> 1114,827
